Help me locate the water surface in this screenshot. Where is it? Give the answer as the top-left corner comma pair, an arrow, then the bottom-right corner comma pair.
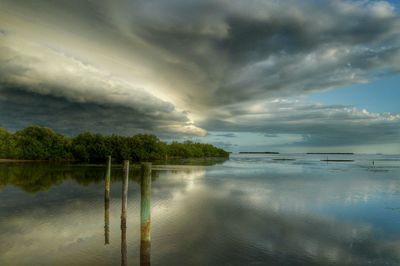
1,154 -> 400,265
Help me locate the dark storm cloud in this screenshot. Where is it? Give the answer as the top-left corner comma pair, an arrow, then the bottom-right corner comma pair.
0,39 -> 206,136
115,0 -> 400,104
0,0 -> 399,146
0,87 -> 204,137
3,0 -> 400,104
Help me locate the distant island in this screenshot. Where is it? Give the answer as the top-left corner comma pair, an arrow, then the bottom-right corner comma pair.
321,159 -> 354,162
239,152 -> 280,154
307,153 -> 354,155
0,126 -> 229,163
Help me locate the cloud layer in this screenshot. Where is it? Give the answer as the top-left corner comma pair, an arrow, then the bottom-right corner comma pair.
202,99 -> 400,147
110,0 -> 400,105
0,33 -> 205,136
0,0 -> 399,150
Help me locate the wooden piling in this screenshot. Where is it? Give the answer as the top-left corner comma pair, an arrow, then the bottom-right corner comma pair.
140,240 -> 151,266
140,162 -> 152,266
104,155 -> 111,245
121,160 -> 129,266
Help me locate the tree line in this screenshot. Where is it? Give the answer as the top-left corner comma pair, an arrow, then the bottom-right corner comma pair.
0,126 -> 229,163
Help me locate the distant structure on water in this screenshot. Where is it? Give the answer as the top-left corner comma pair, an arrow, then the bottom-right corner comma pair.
239,152 -> 279,154
307,153 -> 354,155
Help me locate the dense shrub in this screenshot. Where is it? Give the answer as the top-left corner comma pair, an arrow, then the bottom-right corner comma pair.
0,126 -> 229,163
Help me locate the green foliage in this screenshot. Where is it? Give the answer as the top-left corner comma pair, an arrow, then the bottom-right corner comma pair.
0,126 -> 229,163
13,126 -> 72,161
167,140 -> 228,158
71,132 -> 109,163
129,134 -> 167,161
0,128 -> 17,158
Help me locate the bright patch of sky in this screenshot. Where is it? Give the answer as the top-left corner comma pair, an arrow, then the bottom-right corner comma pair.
307,75 -> 400,114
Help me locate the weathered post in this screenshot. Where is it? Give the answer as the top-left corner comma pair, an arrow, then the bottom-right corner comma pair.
104,155 -> 111,245
121,160 -> 129,266
140,162 -> 152,266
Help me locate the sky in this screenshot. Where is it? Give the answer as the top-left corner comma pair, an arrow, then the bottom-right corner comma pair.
0,0 -> 399,154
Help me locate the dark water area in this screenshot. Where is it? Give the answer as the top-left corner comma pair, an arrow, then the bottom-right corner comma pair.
1,154 -> 400,265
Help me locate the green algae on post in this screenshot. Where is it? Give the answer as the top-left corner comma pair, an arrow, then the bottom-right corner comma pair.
140,162 -> 152,266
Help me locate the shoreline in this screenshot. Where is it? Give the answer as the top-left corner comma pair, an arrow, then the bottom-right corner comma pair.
0,157 -> 229,164
0,159 -> 50,163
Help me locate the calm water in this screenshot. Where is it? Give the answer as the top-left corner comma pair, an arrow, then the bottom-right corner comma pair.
1,154 -> 400,266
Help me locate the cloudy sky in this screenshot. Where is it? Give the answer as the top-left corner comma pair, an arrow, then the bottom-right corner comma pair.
0,0 -> 399,153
